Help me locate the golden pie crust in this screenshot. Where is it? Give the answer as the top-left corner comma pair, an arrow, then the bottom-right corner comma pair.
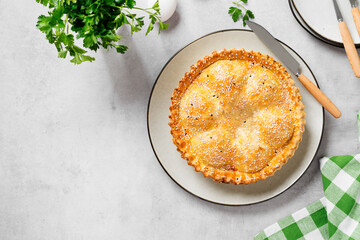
169,49 -> 305,184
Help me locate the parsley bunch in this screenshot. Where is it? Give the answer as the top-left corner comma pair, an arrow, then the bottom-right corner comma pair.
36,0 -> 168,64
228,0 -> 254,26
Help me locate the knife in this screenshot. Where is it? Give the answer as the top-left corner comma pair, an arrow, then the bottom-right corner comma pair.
333,0 -> 360,77
246,20 -> 341,118
350,0 -> 360,37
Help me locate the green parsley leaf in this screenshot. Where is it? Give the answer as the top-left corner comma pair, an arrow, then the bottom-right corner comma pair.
247,10 -> 255,19
242,13 -> 249,26
83,34 -> 98,49
115,45 -> 129,53
228,7 -> 242,22
80,54 -> 95,63
152,0 -> 160,12
158,21 -> 169,34
58,50 -> 67,58
126,0 -> 136,9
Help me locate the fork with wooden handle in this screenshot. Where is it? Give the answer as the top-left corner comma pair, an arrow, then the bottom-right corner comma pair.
350,0 -> 360,36
333,0 -> 360,77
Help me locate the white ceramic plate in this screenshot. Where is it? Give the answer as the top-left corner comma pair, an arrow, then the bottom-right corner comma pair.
147,30 -> 324,205
289,0 -> 342,47
292,0 -> 360,47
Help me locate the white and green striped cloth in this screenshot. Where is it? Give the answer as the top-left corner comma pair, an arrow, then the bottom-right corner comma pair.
255,112 -> 360,240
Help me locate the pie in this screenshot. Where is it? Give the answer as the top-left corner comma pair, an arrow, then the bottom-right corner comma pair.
169,49 -> 305,184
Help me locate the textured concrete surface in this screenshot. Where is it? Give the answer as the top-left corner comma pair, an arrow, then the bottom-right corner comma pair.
1,0 -> 360,239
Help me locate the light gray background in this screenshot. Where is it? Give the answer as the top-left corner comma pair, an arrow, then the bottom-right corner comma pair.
1,0 -> 360,239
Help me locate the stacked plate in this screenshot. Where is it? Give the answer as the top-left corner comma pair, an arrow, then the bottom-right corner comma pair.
289,0 -> 360,47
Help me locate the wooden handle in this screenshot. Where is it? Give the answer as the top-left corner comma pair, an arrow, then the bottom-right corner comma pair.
352,7 -> 360,37
338,21 -> 360,77
298,74 -> 341,118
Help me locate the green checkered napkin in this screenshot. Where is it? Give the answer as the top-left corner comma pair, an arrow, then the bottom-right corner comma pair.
255,112 -> 360,240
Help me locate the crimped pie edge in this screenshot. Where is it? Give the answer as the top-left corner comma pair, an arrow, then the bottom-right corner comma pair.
168,49 -> 306,185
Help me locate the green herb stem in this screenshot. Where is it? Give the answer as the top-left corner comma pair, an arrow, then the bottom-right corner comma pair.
233,1 -> 249,11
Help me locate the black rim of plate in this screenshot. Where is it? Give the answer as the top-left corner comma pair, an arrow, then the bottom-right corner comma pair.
289,0 -> 360,48
147,29 -> 325,206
